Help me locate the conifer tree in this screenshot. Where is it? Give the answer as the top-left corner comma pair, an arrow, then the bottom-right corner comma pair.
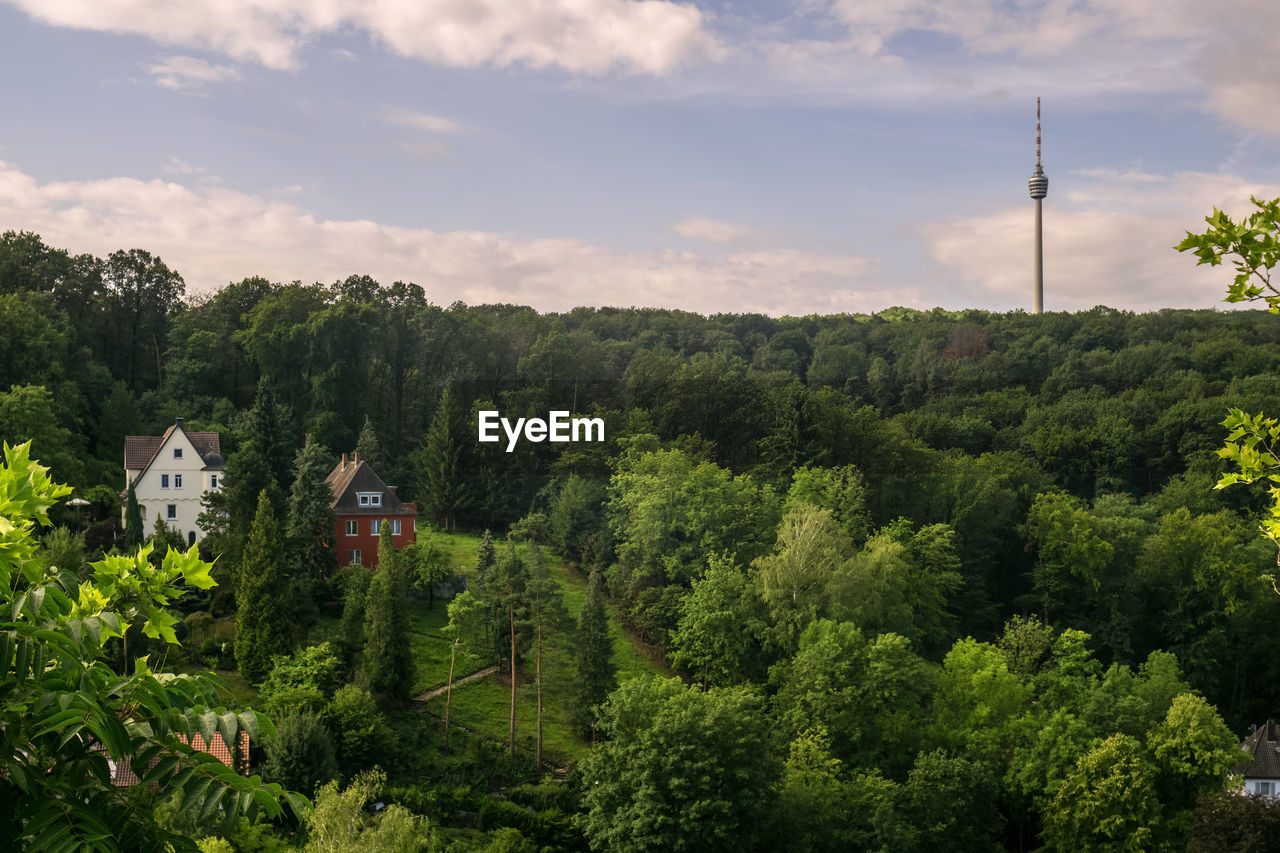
416,384 -> 468,530
490,542 -> 531,757
338,573 -> 369,667
123,481 -> 144,549
573,566 -> 616,734
474,529 -> 496,648
354,414 -> 384,474
526,542 -> 561,767
236,490 -> 292,682
364,520 -> 415,700
223,439 -> 280,563
245,379 -> 294,489
287,433 -> 336,579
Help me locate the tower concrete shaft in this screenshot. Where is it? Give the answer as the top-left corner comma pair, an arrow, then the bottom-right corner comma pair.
1034,195 -> 1043,314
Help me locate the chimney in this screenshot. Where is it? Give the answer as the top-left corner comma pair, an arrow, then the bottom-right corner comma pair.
388,485 -> 397,496
354,451 -> 360,466
175,416 -> 184,429
341,452 -> 347,470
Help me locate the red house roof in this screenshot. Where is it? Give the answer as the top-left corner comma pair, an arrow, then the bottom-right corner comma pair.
325,453 -> 417,516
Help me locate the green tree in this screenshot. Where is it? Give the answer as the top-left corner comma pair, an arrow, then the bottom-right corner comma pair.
754,504 -> 851,652
416,384 -> 469,530
669,554 -> 765,687
0,441 -> 302,849
265,710 -> 338,797
304,770 -> 427,853
580,676 -> 775,853
124,480 -> 145,549
0,383 -> 81,484
403,541 -> 450,608
573,566 -> 616,733
489,543 -> 531,756
1042,734 -> 1161,852
287,433 -> 337,580
235,491 -> 293,682
323,685 -> 391,774
547,474 -> 604,563
443,589 -> 486,752
337,569 -> 370,667
363,527 -> 415,701
353,414 -> 384,475
525,541 -> 562,767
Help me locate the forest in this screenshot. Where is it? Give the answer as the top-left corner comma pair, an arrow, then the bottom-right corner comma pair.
4,223 -> 1280,851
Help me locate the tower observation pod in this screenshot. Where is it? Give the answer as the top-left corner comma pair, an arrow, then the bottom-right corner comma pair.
1029,97 -> 1048,314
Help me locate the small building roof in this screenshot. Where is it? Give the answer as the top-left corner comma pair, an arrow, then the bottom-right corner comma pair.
1238,720 -> 1280,779
325,453 -> 416,516
124,419 -> 223,472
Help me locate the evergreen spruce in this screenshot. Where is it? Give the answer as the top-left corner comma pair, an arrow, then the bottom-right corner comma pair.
416,384 -> 468,530
337,571 -> 370,668
573,567 -> 617,734
287,433 -> 336,579
364,520 -> 415,700
123,481 -> 144,549
245,379 -> 294,489
222,439 -> 280,563
354,414 -> 384,474
235,490 -> 293,682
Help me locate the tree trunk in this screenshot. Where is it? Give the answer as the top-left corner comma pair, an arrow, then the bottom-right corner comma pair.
444,637 -> 457,753
536,605 -> 543,769
509,604 -> 517,758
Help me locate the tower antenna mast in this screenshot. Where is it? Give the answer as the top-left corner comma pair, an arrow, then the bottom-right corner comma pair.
1028,97 -> 1049,314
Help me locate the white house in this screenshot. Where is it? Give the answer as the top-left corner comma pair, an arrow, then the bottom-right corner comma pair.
1237,720 -> 1280,797
123,417 -> 225,545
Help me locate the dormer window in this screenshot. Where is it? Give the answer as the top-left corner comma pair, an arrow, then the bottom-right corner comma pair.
174,448 -> 183,459
358,492 -> 382,508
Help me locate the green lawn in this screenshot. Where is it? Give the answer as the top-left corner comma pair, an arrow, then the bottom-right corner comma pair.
412,526 -> 668,764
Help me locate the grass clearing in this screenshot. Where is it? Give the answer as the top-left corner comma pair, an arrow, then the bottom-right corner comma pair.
411,526 -> 668,764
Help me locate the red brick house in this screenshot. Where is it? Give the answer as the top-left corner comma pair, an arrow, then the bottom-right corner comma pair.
326,453 -> 417,568
109,731 -> 249,786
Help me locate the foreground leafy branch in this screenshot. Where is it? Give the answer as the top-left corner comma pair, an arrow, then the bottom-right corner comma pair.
0,441 -> 307,851
1179,199 -> 1280,590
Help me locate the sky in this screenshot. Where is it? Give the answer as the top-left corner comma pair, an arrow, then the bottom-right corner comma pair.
2,0 -> 1280,316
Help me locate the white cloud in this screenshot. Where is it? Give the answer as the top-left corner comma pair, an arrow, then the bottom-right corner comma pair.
921,169 -> 1280,312
0,161 -> 893,316
5,0 -> 717,75
393,139 -> 452,159
162,157 -> 205,176
672,217 -> 760,244
144,55 -> 242,91
384,110 -> 465,134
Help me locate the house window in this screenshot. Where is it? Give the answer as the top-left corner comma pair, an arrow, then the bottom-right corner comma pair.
166,504 -> 177,521
345,520 -> 357,536
1260,781 -> 1276,797
391,519 -> 402,536
349,550 -> 361,565
160,474 -> 170,489
209,474 -> 219,489
358,492 -> 382,508
173,474 -> 183,489
371,520 -> 381,536
174,448 -> 183,459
